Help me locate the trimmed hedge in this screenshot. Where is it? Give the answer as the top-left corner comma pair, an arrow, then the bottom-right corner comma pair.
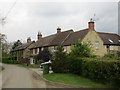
68,58 -> 120,87
2,59 -> 19,64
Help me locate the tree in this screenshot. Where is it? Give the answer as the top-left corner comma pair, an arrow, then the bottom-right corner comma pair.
12,40 -> 22,49
70,40 -> 93,57
34,48 -> 52,64
51,46 -> 68,73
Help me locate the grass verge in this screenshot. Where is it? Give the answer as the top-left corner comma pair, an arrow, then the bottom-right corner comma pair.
17,64 -> 39,68
43,73 -> 114,88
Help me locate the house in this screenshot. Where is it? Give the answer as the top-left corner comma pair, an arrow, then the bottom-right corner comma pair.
30,19 -> 120,57
11,37 -> 35,64
30,29 -> 73,56
11,19 -> 120,64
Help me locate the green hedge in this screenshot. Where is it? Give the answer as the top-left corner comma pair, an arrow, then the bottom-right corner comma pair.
2,59 -> 19,64
68,57 -> 120,87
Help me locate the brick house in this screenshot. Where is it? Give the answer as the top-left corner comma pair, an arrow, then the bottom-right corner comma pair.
11,19 -> 120,64
30,19 -> 120,57
11,37 -> 35,64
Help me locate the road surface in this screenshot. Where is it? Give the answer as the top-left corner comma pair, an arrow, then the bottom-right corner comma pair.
0,64 -> 71,88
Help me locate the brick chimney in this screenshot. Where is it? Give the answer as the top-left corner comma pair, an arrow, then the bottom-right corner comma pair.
88,18 -> 95,31
27,37 -> 31,43
37,32 -> 42,40
57,27 -> 61,33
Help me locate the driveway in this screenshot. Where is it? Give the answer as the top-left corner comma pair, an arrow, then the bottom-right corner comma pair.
0,64 -> 71,88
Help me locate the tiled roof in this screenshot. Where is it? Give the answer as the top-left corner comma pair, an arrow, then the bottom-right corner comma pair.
98,32 -> 120,45
11,41 -> 34,51
15,29 -> 120,51
62,29 -> 89,46
33,34 -> 56,48
30,30 -> 73,49
50,30 -> 73,46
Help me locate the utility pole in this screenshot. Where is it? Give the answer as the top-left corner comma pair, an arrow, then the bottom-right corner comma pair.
0,33 -> 5,63
0,12 -> 6,63
0,0 -> 17,63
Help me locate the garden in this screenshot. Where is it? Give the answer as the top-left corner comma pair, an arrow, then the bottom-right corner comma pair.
47,41 -> 120,88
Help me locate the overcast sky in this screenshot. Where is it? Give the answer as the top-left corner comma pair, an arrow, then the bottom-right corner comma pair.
0,0 -> 119,43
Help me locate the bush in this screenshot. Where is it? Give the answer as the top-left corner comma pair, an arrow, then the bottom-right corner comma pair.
68,57 -> 120,87
51,46 -> 69,73
68,56 -> 82,75
104,52 -> 118,59
2,58 -> 19,64
70,40 -> 93,57
34,48 -> 52,63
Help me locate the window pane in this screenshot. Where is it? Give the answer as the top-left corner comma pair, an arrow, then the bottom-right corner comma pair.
95,41 -> 99,49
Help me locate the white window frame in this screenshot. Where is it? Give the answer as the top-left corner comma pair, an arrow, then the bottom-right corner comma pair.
51,46 -> 56,52
37,48 -> 39,54
63,46 -> 67,52
33,49 -> 35,55
110,46 -> 114,50
41,47 -> 44,51
95,41 -> 99,49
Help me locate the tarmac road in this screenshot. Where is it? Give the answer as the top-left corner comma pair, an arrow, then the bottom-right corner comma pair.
0,64 -> 65,88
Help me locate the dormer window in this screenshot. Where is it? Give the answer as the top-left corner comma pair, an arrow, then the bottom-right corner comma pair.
108,39 -> 113,43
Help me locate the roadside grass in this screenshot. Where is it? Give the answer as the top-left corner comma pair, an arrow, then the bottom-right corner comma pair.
43,73 -> 114,88
0,66 -> 4,71
17,64 -> 40,69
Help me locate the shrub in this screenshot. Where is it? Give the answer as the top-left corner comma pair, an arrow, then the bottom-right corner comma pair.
70,40 -> 93,57
51,46 -> 69,73
68,57 -> 120,87
34,48 -> 52,63
68,56 -> 82,75
104,52 -> 118,59
2,57 -> 19,64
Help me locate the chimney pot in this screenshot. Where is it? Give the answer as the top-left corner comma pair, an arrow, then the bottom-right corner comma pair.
27,37 -> 31,43
38,32 -> 42,40
57,27 -> 61,33
88,18 -> 95,31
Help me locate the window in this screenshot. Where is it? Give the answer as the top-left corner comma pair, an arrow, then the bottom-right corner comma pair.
41,47 -> 44,51
95,41 -> 99,49
51,46 -> 56,52
37,48 -> 39,54
33,49 -> 35,55
63,46 -> 67,51
35,49 -> 37,54
110,46 -> 114,50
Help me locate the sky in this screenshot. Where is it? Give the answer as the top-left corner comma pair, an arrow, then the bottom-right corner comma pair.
0,0 -> 119,43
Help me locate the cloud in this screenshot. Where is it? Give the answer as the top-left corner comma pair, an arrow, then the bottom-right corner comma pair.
0,1 -> 118,42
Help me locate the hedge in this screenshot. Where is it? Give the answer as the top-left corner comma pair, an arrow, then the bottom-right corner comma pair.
68,57 -> 120,87
2,59 -> 19,64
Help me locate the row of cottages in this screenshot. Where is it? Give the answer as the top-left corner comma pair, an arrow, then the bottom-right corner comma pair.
11,19 -> 120,64
11,38 -> 35,64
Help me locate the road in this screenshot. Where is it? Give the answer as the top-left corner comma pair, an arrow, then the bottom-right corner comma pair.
0,64 -> 71,88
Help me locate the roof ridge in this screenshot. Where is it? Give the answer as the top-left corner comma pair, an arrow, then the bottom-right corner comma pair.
74,28 -> 89,33
97,32 -> 118,35
41,29 -> 73,39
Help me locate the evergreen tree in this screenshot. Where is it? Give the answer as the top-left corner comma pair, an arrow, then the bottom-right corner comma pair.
51,46 -> 68,73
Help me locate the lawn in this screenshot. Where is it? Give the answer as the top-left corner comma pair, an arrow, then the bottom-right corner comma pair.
17,64 -> 40,68
43,73 -> 114,88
